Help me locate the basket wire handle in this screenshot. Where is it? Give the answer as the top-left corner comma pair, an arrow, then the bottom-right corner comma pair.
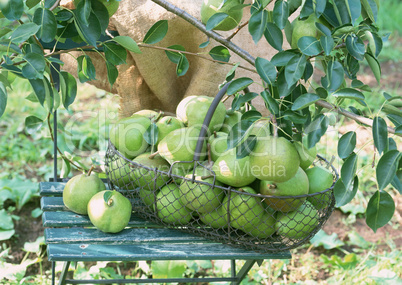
193,82 -> 231,162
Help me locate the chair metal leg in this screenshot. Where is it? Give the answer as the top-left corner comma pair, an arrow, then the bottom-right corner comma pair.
52,262 -> 56,285
58,261 -> 71,285
231,259 -> 263,285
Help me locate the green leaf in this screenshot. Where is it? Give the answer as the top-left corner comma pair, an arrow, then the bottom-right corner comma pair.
106,62 -> 118,87
25,116 -> 43,134
0,83 -> 7,118
236,135 -> 257,159
320,36 -> 335,56
143,20 -> 168,44
0,229 -> 15,241
334,177 -> 359,207
104,42 -> 127,66
112,36 -> 142,53
103,191 -> 113,203
255,57 -> 277,85
152,260 -> 187,279
0,209 -> 14,230
28,79 -> 46,106
270,50 -> 295,66
227,120 -> 254,150
305,114 -> 329,148
0,0 -> 23,20
282,110 -> 308,124
273,0 -> 289,30
310,230 -> 345,249
361,0 -> 378,23
165,45 -> 185,64
22,53 -> 46,79
225,62 -> 239,82
199,39 -> 210,48
333,0 -> 352,24
144,122 -> 159,146
366,190 -> 395,233
77,55 -> 96,83
285,54 -> 307,88
345,0 -> 361,25
60,71 -> 77,110
227,77 -> 253,95
346,35 -> 365,61
391,174 -> 402,194
341,152 -> 358,189
11,23 -> 40,43
209,46 -> 231,62
237,92 -> 259,106
91,0 -> 109,32
298,36 -> 322,56
176,54 -> 189,77
206,12 -> 229,31
338,131 -> 356,159
33,8 -> 57,43
326,59 -> 344,93
372,116 -> 388,155
291,93 -> 320,111
241,110 -> 262,122
260,90 -> 279,115
364,53 -> 381,84
73,10 -> 101,47
300,0 -> 314,18
264,22 -> 283,51
376,150 -> 401,190
333,88 -> 365,101
248,9 -> 268,44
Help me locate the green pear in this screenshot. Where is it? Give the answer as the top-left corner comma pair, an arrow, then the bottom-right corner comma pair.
212,148 -> 256,187
276,201 -> 319,239
248,118 -> 271,137
134,109 -> 159,120
155,184 -> 193,225
200,0 -> 243,31
155,116 -> 185,144
199,206 -> 228,229
108,156 -> 135,190
249,137 -> 300,182
305,166 -> 334,210
294,141 -> 317,170
260,167 -> 309,212
220,110 -> 242,133
185,96 -> 226,132
179,164 -> 225,213
208,132 -> 228,161
132,151 -> 170,192
222,186 -> 275,238
176,95 -> 198,125
158,127 -> 207,171
109,115 -> 150,159
63,171 -> 106,215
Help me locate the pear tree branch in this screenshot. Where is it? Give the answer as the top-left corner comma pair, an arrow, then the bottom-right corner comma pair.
150,0 -> 400,137
150,0 -> 256,65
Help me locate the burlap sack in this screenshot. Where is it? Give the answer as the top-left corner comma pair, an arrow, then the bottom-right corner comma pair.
62,0 -> 291,117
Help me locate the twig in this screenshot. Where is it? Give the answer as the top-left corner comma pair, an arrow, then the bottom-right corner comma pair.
315,100 -> 399,136
226,21 -> 249,41
149,0 -> 255,65
138,43 -> 257,73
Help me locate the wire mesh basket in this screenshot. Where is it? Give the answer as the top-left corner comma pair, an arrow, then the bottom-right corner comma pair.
105,84 -> 338,253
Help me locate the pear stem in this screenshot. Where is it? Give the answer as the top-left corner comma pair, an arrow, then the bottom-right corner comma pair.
201,174 -> 214,180
270,115 -> 278,137
166,117 -> 172,124
87,165 -> 95,176
153,111 -> 164,123
148,151 -> 159,160
207,143 -> 212,164
213,131 -> 217,138
221,95 -> 230,103
326,156 -> 335,170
